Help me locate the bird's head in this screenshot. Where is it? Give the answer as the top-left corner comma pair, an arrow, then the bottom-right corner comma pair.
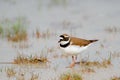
58,34 -> 70,45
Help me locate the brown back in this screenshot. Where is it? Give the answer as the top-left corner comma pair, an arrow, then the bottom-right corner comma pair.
70,37 -> 98,46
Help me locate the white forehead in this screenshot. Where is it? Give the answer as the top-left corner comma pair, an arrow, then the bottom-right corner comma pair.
60,37 -> 63,39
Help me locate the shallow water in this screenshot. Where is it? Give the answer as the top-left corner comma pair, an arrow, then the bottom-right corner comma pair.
0,0 -> 120,80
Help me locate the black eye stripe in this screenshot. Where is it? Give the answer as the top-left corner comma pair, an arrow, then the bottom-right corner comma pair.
60,35 -> 64,38
60,35 -> 69,41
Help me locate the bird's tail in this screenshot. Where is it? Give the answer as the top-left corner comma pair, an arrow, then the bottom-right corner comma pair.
89,39 -> 98,43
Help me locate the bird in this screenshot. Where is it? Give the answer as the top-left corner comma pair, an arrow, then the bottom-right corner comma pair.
58,34 -> 98,68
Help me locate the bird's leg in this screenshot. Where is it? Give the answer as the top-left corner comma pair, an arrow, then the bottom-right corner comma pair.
75,55 -> 77,60
67,56 -> 75,68
74,55 -> 78,64
75,55 -> 80,64
72,56 -> 75,62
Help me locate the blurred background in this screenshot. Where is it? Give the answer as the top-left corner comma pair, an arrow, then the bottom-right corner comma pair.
0,0 -> 120,59
0,0 -> 120,80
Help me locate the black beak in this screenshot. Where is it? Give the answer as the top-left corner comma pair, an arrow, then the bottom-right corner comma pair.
58,40 -> 61,43
58,39 -> 63,43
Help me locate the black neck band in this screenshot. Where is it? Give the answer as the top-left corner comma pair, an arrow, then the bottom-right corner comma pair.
60,42 -> 70,48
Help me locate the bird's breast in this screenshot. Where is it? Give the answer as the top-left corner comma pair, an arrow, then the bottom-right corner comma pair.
60,45 -> 88,55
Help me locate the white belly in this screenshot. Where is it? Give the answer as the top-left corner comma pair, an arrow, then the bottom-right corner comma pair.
61,45 -> 88,55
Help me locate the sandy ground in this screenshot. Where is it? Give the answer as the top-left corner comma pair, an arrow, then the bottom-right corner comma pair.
0,0 -> 120,80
